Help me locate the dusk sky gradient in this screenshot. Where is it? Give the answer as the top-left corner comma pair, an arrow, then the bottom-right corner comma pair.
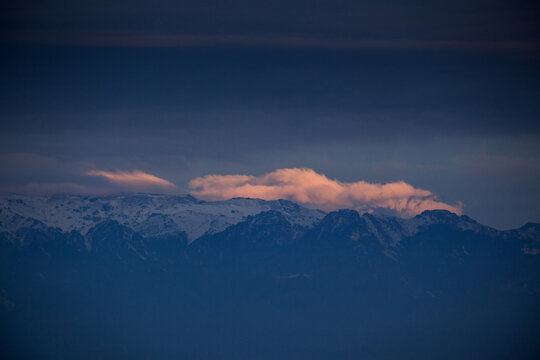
1,0 -> 540,228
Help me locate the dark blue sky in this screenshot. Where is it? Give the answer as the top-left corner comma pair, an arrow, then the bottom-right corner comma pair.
1,1 -> 539,228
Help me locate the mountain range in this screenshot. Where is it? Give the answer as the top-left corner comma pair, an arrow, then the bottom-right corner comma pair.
1,193 -> 539,360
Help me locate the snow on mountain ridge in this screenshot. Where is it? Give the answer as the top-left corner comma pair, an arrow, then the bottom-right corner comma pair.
0,193 -> 326,242
1,195 -> 532,250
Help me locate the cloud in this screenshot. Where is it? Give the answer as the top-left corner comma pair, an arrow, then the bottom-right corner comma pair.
0,170 -> 178,195
189,168 -> 462,216
87,170 -> 176,189
3,31 -> 538,52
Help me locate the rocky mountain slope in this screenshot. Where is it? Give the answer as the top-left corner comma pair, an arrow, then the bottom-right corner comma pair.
0,193 -> 325,243
1,194 -> 539,360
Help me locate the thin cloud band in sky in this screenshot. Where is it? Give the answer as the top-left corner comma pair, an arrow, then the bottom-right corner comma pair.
3,31 -> 538,52
87,170 -> 176,189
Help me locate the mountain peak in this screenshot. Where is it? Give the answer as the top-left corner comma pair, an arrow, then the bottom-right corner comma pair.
326,209 -> 361,220
314,209 -> 365,239
417,209 -> 459,219
0,193 -> 324,243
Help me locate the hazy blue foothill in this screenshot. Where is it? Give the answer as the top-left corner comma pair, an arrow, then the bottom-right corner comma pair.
0,194 -> 539,359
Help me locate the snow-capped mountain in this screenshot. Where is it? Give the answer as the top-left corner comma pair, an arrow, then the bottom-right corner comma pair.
1,194 -> 540,360
0,193 -> 325,243
359,209 -> 501,247
1,194 -> 536,253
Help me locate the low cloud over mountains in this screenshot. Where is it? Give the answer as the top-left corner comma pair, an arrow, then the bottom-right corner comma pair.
189,168 -> 462,216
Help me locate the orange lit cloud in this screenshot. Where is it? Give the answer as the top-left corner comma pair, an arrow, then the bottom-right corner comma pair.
87,170 -> 176,189
189,168 -> 462,216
